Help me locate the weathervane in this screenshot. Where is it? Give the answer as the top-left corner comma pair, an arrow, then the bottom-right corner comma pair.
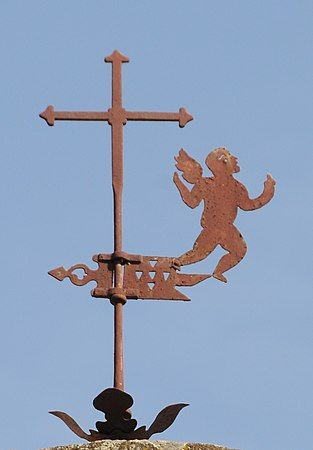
40,50 -> 275,442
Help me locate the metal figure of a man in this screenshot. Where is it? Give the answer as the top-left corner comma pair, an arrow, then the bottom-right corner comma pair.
173,147 -> 276,282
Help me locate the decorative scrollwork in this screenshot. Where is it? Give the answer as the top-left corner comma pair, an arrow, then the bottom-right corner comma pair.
49,264 -> 96,286
48,255 -> 113,298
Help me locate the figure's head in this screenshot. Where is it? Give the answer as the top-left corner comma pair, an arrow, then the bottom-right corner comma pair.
205,147 -> 240,176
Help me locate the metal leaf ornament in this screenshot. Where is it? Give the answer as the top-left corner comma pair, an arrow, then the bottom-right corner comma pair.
50,388 -> 188,441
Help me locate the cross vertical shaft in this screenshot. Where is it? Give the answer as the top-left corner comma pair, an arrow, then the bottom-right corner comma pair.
112,120 -> 125,389
105,51 -> 129,391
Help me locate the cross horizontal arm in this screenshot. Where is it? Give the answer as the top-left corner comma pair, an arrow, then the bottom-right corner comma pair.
39,105 -> 109,126
126,107 -> 193,128
39,105 -> 193,128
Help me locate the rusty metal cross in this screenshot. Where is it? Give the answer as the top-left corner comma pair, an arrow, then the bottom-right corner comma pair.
40,50 -> 193,393
40,51 -> 192,257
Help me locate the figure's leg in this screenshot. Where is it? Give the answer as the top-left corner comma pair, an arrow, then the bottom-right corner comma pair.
213,226 -> 247,283
173,229 -> 217,267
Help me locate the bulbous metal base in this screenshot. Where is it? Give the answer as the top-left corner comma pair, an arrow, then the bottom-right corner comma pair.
50,388 -> 188,442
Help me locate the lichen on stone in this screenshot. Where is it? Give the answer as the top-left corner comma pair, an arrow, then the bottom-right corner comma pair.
41,439 -> 237,450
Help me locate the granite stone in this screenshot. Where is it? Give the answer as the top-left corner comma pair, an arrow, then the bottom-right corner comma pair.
42,439 -> 237,450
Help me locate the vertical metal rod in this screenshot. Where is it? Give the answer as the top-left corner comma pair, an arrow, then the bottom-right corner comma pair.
113,267 -> 124,391
112,122 -> 124,390
108,52 -> 127,391
112,123 -> 123,252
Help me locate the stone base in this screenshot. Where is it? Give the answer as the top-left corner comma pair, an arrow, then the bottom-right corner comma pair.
42,439 -> 237,450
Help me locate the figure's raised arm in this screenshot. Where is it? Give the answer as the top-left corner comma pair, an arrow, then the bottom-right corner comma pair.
237,174 -> 276,211
173,149 -> 203,208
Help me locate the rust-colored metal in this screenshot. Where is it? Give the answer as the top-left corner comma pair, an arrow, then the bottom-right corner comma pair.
173,148 -> 276,282
49,253 -> 210,301
48,255 -> 113,295
40,50 -> 193,391
40,51 -> 276,442
40,50 -> 194,440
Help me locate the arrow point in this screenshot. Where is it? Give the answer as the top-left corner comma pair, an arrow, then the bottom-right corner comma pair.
39,105 -> 55,126
48,266 -> 66,281
104,50 -> 130,64
179,107 -> 193,128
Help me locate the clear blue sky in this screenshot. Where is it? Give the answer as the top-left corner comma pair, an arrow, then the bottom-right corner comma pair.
0,1 -> 312,449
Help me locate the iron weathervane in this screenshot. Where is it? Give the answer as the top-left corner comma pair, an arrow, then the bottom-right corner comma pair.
40,50 -> 275,442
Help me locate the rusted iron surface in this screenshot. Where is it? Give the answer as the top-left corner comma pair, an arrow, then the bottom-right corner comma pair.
40,51 -> 276,443
39,105 -> 193,128
50,388 -> 188,441
40,50 -> 193,389
48,255 -> 113,297
123,255 -> 210,300
40,50 -> 195,441
49,253 -> 210,301
173,148 -> 276,282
